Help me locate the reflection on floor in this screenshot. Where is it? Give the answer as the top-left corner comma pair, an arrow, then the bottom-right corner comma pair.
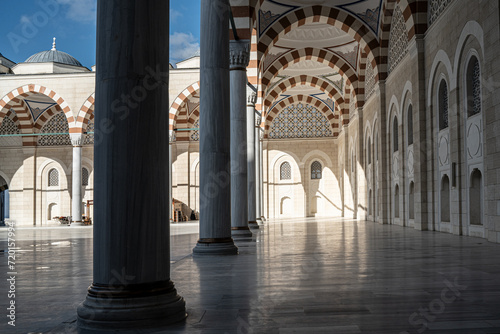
1,217 -> 500,333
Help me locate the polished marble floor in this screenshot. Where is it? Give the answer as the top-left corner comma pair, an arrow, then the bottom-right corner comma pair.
1,218 -> 500,333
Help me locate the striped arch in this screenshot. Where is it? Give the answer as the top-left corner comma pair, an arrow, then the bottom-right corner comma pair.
230,0 -> 252,40
2,109 -> 20,128
263,75 -> 345,113
257,6 -> 381,80
0,85 -> 73,146
263,47 -> 358,92
169,81 -> 200,136
74,93 -> 95,133
264,94 -> 339,139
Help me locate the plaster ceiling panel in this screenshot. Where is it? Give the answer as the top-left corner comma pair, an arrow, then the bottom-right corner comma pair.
278,23 -> 355,49
326,40 -> 359,70
259,0 -> 383,38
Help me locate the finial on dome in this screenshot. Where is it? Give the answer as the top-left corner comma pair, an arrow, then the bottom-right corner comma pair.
51,37 -> 56,51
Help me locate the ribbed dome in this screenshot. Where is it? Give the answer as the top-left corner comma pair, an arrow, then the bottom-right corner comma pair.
25,50 -> 82,67
25,38 -> 82,67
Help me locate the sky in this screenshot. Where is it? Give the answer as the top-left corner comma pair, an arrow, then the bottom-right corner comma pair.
0,0 -> 201,68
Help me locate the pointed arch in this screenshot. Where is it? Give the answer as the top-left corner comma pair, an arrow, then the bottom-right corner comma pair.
262,48 -> 359,96
74,93 -> 95,133
263,75 -> 345,113
169,81 -> 200,136
257,6 -> 381,80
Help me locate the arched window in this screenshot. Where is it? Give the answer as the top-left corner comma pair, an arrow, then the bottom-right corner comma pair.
466,56 -> 481,117
469,169 -> 482,225
393,116 -> 399,152
367,138 -> 372,165
82,168 -> 89,186
48,169 -> 59,187
441,175 -> 450,222
439,80 -> 449,130
407,105 -> 413,146
394,184 -> 400,218
280,162 -> 291,180
311,161 -> 322,180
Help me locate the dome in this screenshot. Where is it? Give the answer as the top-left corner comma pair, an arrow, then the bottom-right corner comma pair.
24,38 -> 82,67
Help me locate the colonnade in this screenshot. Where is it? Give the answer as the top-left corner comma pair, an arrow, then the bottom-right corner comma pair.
77,0 -> 262,330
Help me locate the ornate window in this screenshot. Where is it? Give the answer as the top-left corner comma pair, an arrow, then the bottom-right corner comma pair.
48,168 -> 59,187
82,168 -> 89,186
467,57 -> 481,117
280,162 -> 291,180
311,161 -> 322,180
439,80 -> 449,130
0,115 -> 20,135
429,0 -> 454,26
38,112 -> 71,146
365,61 -> 376,99
83,119 -> 94,145
191,119 -> 200,141
388,6 -> 409,73
269,103 -> 333,139
393,117 -> 399,152
407,105 -> 413,146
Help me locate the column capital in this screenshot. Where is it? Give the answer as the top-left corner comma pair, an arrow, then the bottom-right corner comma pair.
247,91 -> 257,106
229,40 -> 250,70
70,133 -> 84,147
255,114 -> 262,127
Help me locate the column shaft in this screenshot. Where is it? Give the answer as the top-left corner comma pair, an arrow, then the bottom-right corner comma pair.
255,119 -> 263,223
77,0 -> 185,330
230,41 -> 252,239
247,94 -> 257,227
193,0 -> 238,255
71,134 -> 83,226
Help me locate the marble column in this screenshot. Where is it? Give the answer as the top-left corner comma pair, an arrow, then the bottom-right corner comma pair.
247,91 -> 259,229
255,114 -> 263,224
230,40 -> 253,239
193,0 -> 238,255
77,1 -> 186,330
70,133 -> 83,226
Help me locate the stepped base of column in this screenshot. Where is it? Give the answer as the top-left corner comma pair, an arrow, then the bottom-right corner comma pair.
248,221 -> 260,230
231,226 -> 253,241
193,238 -> 238,255
70,221 -> 84,227
77,280 -> 186,331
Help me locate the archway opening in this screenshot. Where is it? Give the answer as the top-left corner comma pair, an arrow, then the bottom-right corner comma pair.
409,182 -> 415,220
469,169 -> 483,225
0,175 -> 9,226
394,184 -> 400,219
441,175 -> 450,222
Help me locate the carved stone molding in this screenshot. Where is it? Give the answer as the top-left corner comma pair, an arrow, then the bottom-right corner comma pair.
229,40 -> 250,70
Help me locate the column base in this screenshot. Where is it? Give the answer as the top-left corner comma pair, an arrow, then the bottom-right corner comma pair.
193,238 -> 238,255
77,280 -> 186,331
256,218 -> 263,225
231,226 -> 253,241
248,221 -> 260,230
71,221 -> 84,227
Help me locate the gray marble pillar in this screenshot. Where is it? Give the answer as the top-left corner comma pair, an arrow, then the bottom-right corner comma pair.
255,114 -> 263,224
77,1 -> 186,330
193,0 -> 238,255
70,133 -> 83,226
247,91 -> 258,229
230,40 -> 253,240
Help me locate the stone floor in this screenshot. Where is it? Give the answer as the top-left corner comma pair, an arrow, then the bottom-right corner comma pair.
1,217 -> 500,333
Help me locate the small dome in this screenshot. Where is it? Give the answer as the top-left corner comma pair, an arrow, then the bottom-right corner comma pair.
24,38 -> 82,67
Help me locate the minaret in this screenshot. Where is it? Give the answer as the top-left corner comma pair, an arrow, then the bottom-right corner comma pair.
51,37 -> 56,51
